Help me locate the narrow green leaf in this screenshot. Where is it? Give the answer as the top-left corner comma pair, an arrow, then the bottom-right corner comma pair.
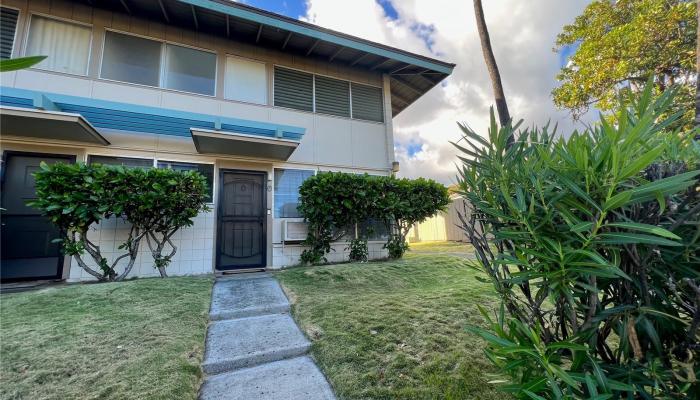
604,222 -> 681,240
597,232 -> 682,247
0,55 -> 47,72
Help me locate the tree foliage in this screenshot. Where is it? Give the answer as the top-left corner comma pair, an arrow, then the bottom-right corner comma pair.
456,85 -> 700,398
553,0 -> 696,128
297,173 -> 449,264
30,163 -> 209,281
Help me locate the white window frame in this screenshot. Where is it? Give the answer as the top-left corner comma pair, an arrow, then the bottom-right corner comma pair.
23,12 -> 94,77
98,28 -> 218,97
272,64 -> 383,123
223,54 -> 268,106
272,167 -> 317,219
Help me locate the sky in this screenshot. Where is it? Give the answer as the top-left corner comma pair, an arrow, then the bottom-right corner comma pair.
242,0 -> 594,185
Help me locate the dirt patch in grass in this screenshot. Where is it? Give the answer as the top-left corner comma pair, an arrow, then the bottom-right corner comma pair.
1,276 -> 213,400
276,253 -> 507,400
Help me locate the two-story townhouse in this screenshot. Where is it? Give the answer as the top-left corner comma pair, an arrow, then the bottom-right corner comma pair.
0,0 -> 454,282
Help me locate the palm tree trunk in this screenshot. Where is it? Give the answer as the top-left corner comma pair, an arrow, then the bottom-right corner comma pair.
695,0 -> 699,135
473,0 -> 512,140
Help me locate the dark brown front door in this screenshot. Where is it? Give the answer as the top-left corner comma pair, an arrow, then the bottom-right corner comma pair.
216,170 -> 266,270
1,152 -> 74,282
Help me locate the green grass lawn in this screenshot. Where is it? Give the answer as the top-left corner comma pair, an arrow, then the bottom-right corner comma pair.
408,241 -> 476,254
1,276 -> 213,400
276,252 -> 506,400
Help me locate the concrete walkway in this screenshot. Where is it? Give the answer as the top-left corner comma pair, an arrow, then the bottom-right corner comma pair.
199,273 -> 336,400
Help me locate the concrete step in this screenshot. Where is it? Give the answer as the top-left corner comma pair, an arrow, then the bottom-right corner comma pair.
210,276 -> 290,321
202,314 -> 311,375
199,356 -> 336,400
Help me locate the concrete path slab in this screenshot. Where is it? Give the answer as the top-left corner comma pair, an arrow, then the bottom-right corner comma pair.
202,313 -> 311,375
209,277 -> 290,320
200,356 -> 335,400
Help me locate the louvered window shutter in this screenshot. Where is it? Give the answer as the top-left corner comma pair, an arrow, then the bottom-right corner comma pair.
0,7 -> 18,60
274,67 -> 313,112
351,83 -> 384,122
314,75 -> 350,117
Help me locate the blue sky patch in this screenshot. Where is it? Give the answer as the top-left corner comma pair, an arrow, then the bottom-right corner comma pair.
242,0 -> 307,19
376,0 -> 399,20
405,141 -> 423,157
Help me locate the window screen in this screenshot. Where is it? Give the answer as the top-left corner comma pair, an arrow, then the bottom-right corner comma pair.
225,56 -> 267,104
0,7 -> 18,60
157,160 -> 214,203
351,83 -> 384,122
273,67 -> 313,112
88,155 -> 153,169
163,44 -> 216,96
314,75 -> 350,117
274,169 -> 314,218
26,16 -> 91,75
101,31 -> 161,86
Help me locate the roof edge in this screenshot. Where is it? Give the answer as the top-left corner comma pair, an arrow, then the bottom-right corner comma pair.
178,0 -> 455,75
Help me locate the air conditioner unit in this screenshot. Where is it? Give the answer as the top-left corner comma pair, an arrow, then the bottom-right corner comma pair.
281,220 -> 308,242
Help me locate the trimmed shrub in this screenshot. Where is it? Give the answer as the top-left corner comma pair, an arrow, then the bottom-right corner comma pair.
31,163 -> 209,281
298,172 -> 449,264
456,86 -> 700,398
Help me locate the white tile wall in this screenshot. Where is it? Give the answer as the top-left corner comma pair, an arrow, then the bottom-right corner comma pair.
271,241 -> 388,268
67,210 -> 215,282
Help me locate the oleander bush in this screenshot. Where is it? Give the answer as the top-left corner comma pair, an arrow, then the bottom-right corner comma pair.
456,85 -> 700,399
298,173 -> 449,264
30,163 -> 209,281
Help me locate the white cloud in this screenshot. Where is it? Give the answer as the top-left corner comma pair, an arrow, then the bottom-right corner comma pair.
303,0 -> 594,184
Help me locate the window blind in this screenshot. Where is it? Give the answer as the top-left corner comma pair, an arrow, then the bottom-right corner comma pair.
273,67 -> 313,112
0,7 -> 18,60
314,75 -> 350,117
351,83 -> 384,122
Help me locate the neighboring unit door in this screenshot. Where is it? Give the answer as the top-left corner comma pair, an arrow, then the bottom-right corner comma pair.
1,153 -> 74,282
217,170 -> 266,270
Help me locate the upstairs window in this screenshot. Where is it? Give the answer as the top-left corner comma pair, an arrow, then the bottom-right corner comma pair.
157,160 -> 214,203
0,7 -> 19,60
314,75 -> 350,118
26,15 -> 91,75
225,56 -> 267,105
101,31 -> 216,96
274,169 -> 314,218
351,83 -> 384,122
163,44 -> 216,96
101,31 -> 161,86
274,67 -> 313,112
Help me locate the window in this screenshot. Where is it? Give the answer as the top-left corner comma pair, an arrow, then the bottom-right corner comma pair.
163,44 -> 216,96
101,31 -> 161,86
101,31 -> 216,96
274,169 -> 314,218
351,83 -> 384,122
225,56 -> 267,104
25,15 -> 91,75
88,155 -> 153,169
314,75 -> 350,117
157,160 -> 214,203
273,67 -> 313,112
0,7 -> 19,60
359,218 -> 390,241
273,66 -> 383,122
